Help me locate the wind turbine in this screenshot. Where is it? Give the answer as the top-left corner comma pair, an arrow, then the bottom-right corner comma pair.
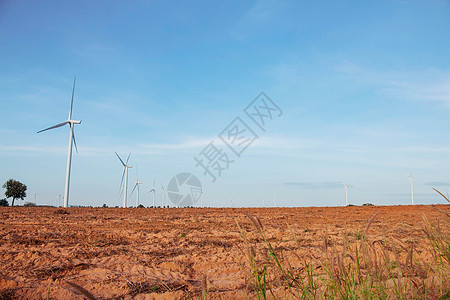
342,183 -> 349,206
166,187 -> 170,207
403,170 -> 414,205
115,152 -> 132,208
57,194 -> 62,207
130,166 -> 142,207
200,190 -> 204,207
37,77 -> 81,208
273,193 -> 277,207
161,185 -> 166,207
149,179 -> 156,207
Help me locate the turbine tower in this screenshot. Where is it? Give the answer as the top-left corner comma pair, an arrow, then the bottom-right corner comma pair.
149,179 -> 156,207
342,183 -> 349,206
130,166 -> 142,207
404,170 -> 414,205
38,77 -> 81,208
115,152 -> 132,208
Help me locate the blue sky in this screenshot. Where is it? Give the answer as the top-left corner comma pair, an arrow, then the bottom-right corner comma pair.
1,0 -> 449,207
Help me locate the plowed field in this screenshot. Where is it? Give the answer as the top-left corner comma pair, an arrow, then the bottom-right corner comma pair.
0,205 -> 448,299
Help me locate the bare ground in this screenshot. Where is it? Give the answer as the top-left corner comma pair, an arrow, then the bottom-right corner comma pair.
0,205 -> 448,299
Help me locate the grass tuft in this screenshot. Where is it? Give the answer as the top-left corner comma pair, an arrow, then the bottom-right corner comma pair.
237,207 -> 449,299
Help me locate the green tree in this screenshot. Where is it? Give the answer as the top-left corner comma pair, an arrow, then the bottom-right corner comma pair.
0,198 -> 9,207
2,179 -> 27,207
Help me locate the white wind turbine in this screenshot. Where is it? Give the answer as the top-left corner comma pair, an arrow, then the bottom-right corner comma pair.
166,187 -> 170,207
130,166 -> 142,207
403,170 -> 414,205
342,183 -> 349,206
149,179 -> 156,207
37,78 -> 81,208
115,152 -> 132,208
161,185 -> 166,207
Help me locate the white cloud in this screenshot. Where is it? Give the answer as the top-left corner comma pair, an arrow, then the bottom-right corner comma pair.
269,60 -> 450,108
285,181 -> 343,189
230,0 -> 287,39
335,63 -> 450,107
382,76 -> 450,107
139,137 -> 214,150
0,145 -> 66,155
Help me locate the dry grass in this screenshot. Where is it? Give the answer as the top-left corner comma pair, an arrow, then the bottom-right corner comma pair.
237,201 -> 450,299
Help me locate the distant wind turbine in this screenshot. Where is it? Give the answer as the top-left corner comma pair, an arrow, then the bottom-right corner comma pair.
166,187 -> 170,207
342,183 -> 349,206
161,185 -> 166,207
130,166 -> 142,207
115,152 -> 132,208
37,77 -> 81,208
403,170 -> 414,205
149,179 -> 156,207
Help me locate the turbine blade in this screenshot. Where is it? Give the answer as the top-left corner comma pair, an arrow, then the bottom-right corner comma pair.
120,167 -> 126,190
69,77 -> 76,120
37,121 -> 69,133
130,183 -> 137,196
125,152 -> 131,165
72,127 -> 78,154
115,152 -> 126,166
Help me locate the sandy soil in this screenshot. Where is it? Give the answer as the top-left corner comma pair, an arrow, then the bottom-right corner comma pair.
0,205 -> 448,299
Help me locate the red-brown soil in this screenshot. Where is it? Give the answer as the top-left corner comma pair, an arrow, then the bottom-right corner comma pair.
0,205 -> 448,299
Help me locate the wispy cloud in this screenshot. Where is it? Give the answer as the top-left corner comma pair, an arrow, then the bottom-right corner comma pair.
0,144 -> 117,158
139,137 -> 214,150
336,62 -> 450,107
231,0 -> 287,39
0,145 -> 66,155
383,193 -> 435,197
270,60 -> 450,108
139,135 -> 315,151
285,182 -> 344,189
382,75 -> 450,107
425,181 -> 450,186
